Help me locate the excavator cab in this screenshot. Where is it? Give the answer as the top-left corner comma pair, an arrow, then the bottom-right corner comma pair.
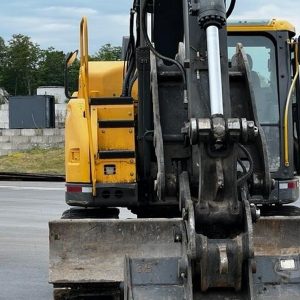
50,1 -> 300,299
228,20 -> 300,206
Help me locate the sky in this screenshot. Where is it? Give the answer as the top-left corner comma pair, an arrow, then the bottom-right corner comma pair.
0,0 -> 299,54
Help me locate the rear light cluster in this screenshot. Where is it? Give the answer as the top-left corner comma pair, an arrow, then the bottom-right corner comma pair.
279,180 -> 299,190
66,186 -> 92,193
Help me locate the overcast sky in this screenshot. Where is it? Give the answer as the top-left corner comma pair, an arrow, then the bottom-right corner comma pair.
0,0 -> 299,54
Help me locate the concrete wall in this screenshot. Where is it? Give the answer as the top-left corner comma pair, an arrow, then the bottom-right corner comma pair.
0,104 -> 9,129
0,128 -> 65,156
0,103 -> 67,129
0,102 -> 67,156
55,104 -> 67,128
37,86 -> 67,104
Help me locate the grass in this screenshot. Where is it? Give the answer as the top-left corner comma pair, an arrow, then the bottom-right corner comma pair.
0,147 -> 65,175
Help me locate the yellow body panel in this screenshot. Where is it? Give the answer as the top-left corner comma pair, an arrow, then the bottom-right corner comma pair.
97,105 -> 134,121
66,97 -> 136,184
96,158 -> 136,183
88,61 -> 138,100
228,19 -> 295,34
98,128 -> 135,151
90,102 -> 136,183
66,19 -> 137,187
97,104 -> 135,151
65,98 -> 91,183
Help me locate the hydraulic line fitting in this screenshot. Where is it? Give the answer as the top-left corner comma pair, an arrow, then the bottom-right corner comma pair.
190,0 -> 226,29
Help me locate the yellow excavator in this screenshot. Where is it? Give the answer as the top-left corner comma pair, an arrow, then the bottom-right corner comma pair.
49,0 -> 300,299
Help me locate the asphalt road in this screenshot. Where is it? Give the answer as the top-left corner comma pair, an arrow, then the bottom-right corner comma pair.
0,181 -> 135,300
0,181 -> 67,300
0,181 -> 299,300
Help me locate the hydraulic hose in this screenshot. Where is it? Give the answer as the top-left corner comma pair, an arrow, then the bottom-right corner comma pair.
237,144 -> 254,186
226,0 -> 236,18
141,0 -> 188,102
129,71 -> 138,96
122,8 -> 136,97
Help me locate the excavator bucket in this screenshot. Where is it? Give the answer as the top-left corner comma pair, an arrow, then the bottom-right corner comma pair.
252,214 -> 300,299
49,218 -> 184,283
49,214 -> 300,299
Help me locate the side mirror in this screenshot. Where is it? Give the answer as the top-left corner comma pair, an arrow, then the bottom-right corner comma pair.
65,50 -> 78,99
67,50 -> 78,67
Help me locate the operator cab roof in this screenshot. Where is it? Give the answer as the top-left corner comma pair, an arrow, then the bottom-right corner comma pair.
227,19 -> 296,36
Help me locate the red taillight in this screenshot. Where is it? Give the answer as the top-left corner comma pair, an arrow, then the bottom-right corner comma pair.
67,186 -> 82,193
288,181 -> 298,189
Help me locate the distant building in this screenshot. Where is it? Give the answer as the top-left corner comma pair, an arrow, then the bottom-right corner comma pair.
37,86 -> 66,104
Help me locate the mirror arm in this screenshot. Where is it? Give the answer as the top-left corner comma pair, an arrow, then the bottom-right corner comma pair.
64,51 -> 78,100
64,62 -> 73,100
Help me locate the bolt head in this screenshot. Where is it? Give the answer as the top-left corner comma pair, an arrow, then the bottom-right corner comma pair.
256,208 -> 261,219
182,208 -> 188,220
174,234 -> 182,243
154,180 -> 158,191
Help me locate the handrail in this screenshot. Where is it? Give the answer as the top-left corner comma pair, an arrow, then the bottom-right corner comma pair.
79,17 -> 96,195
284,41 -> 299,167
80,17 -> 89,76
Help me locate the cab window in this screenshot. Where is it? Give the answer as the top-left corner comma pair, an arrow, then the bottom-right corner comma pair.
228,35 -> 280,171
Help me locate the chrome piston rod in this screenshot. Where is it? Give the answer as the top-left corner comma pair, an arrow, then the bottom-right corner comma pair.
206,25 -> 224,115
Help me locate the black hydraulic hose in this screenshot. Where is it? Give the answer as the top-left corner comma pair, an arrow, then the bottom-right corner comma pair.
141,0 -> 187,95
122,8 -> 136,96
237,144 -> 254,186
226,0 -> 236,18
238,158 -> 247,174
122,57 -> 135,96
129,71 -> 138,95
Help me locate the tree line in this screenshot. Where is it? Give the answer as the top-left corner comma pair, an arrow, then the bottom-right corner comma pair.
0,34 -> 122,96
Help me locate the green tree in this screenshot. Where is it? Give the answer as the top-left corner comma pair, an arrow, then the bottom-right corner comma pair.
4,34 -> 41,95
68,58 -> 80,95
38,47 -> 65,86
92,44 -> 122,61
0,37 -> 7,86
0,38 -> 122,96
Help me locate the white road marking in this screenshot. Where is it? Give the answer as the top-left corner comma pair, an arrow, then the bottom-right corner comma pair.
0,185 -> 64,191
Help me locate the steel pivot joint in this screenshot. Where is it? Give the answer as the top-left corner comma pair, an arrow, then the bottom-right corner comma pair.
186,116 -> 259,145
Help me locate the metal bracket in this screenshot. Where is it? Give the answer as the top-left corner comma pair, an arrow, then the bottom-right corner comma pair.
150,52 -> 165,201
